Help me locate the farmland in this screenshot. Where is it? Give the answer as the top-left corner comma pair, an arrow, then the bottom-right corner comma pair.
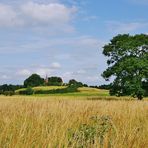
15,86 -> 110,97
0,91 -> 148,147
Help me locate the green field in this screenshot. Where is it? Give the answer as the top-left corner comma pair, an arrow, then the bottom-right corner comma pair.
15,86 -> 110,97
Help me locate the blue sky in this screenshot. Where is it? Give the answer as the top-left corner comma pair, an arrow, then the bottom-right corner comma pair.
0,0 -> 147,85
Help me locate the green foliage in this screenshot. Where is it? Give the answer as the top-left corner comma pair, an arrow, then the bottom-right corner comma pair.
0,84 -> 23,92
0,84 -> 23,96
18,85 -> 78,95
0,90 -> 2,95
19,87 -> 34,95
24,74 -> 44,87
102,34 -> 148,100
68,79 -> 84,87
3,91 -> 15,96
98,84 -> 112,90
68,115 -> 116,148
47,77 -> 63,86
142,81 -> 148,96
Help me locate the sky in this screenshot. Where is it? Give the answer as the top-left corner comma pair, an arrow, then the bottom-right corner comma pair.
0,0 -> 148,85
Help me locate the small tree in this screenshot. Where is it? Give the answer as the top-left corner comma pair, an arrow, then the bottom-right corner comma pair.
102,34 -> 148,100
26,87 -> 34,95
68,79 -> 83,87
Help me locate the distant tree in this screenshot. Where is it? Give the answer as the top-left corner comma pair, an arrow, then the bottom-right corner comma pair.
0,84 -> 9,92
98,84 -> 112,90
24,74 -> 44,87
0,84 -> 23,95
83,84 -> 88,87
102,34 -> 148,100
68,79 -> 83,87
89,85 -> 99,89
47,77 -> 63,86
69,79 -> 78,86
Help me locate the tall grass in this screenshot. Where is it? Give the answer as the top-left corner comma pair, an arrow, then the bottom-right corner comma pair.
0,96 -> 147,147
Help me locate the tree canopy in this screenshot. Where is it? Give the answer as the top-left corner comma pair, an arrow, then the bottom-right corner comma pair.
24,74 -> 44,87
68,79 -> 84,87
102,34 -> 148,100
47,77 -> 63,86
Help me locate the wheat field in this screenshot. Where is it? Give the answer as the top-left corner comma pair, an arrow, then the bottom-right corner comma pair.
0,96 -> 148,148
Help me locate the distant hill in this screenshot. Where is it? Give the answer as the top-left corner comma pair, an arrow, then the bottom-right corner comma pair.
15,86 -> 109,96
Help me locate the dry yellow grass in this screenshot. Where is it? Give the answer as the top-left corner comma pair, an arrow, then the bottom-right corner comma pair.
0,96 -> 148,148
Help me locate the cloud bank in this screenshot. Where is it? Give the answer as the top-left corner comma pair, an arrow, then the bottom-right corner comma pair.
0,1 -> 76,32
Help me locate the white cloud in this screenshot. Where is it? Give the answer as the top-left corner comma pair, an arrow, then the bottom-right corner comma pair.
17,66 -> 56,78
0,2 -> 77,32
0,4 -> 23,27
35,68 -> 52,77
17,69 -> 31,76
50,62 -> 61,69
1,75 -> 10,80
77,70 -> 86,74
106,21 -> 148,34
21,2 -> 76,25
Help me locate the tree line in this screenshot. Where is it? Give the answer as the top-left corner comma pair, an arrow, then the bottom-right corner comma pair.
0,74 -> 90,95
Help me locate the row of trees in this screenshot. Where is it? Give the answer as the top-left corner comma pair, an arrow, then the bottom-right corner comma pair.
23,74 -> 88,88
0,75 -> 89,95
0,84 -> 23,96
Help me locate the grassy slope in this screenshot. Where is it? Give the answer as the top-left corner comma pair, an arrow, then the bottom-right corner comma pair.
15,86 -> 66,92
16,86 -> 110,97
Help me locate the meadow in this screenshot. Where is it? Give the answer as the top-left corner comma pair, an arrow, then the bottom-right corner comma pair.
0,93 -> 148,148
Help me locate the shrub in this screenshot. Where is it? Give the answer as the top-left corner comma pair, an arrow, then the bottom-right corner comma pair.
26,87 -> 34,95
18,85 -> 79,95
19,87 -> 34,95
34,85 -> 78,94
0,90 -> 3,95
68,115 -> 116,147
3,91 -> 15,96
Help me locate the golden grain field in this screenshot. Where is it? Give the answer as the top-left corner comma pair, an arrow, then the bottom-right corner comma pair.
0,96 -> 148,148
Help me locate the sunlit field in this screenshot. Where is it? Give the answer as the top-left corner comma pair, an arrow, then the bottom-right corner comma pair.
0,95 -> 148,148
15,86 -> 110,97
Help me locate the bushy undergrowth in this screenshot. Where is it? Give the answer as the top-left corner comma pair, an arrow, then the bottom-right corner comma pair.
68,115 -> 116,148
2,91 -> 15,96
0,91 -> 15,96
18,85 -> 79,95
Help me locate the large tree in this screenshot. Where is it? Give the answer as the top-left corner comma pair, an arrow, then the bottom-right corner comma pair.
24,74 -> 44,87
102,34 -> 148,100
47,77 -> 63,86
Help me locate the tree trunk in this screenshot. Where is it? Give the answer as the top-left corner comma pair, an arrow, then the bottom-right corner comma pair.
137,94 -> 143,100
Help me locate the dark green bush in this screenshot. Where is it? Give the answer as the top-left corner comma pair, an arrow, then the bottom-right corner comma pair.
18,85 -> 78,95
34,85 -> 78,94
0,90 -> 3,95
19,87 -> 34,95
3,91 -> 15,96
